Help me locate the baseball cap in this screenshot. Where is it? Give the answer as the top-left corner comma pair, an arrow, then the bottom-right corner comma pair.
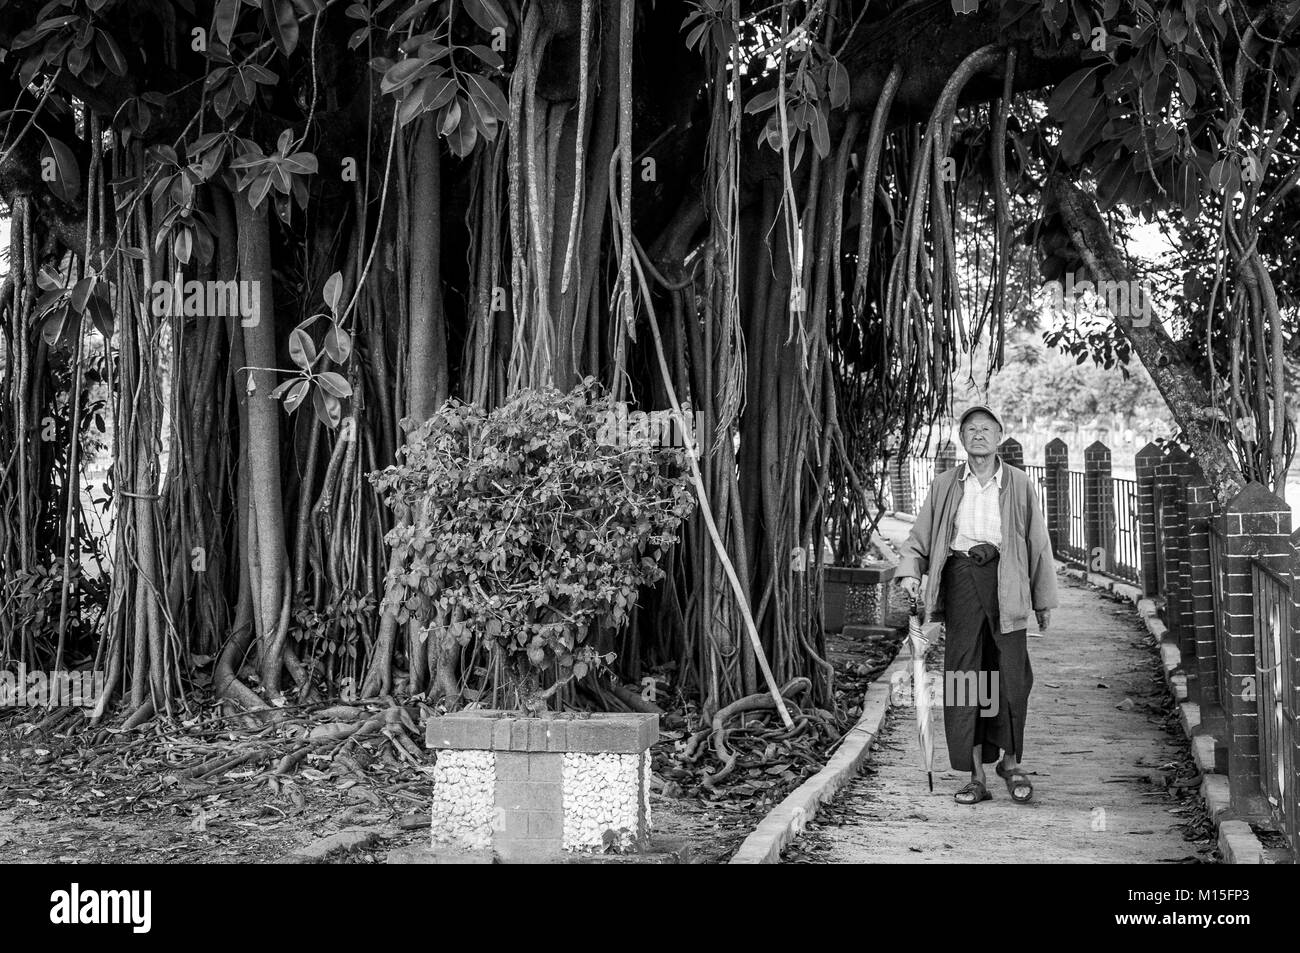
958,404 -> 1002,430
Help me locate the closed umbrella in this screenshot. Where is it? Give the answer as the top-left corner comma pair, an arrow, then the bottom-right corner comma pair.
908,595 -> 935,792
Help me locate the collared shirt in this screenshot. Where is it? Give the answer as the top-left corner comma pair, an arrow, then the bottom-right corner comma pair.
950,458 -> 1003,553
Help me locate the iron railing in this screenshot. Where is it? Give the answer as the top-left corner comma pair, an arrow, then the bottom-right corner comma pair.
1024,464 -> 1048,520
909,456 -> 936,510
1112,477 -> 1141,585
1061,469 -> 1087,562
1251,558 -> 1295,837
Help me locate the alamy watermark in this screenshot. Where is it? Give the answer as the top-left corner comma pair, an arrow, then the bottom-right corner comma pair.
50,884 -> 151,933
150,278 -> 260,326
0,666 -> 105,708
1042,273 -> 1153,327
595,403 -> 706,458
890,668 -> 1000,715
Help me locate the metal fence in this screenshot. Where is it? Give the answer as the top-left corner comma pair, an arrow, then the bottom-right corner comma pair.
1064,469 -> 1087,562
1024,464 -> 1047,519
1251,558 -> 1295,835
1112,477 -> 1141,585
909,456 -> 936,509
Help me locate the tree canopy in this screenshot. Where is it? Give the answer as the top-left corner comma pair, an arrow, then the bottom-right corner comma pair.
0,0 -> 1296,729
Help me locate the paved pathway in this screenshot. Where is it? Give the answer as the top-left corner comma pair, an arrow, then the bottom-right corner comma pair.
788,520 -> 1198,863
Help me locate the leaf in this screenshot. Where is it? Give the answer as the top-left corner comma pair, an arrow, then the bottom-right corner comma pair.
268,378 -> 297,399
744,89 -> 780,115
214,0 -> 240,45
463,0 -> 509,31
827,59 -> 850,109
249,171 -> 275,209
70,276 -> 94,314
462,73 -> 507,120
289,327 -> 317,368
1176,64 -> 1196,106
324,323 -> 351,362
86,292 -> 114,338
398,88 -> 427,125
13,17 -> 77,51
283,379 -> 310,412
312,386 -> 341,428
439,97 -> 463,137
391,0 -> 434,31
1046,64 -> 1103,120
419,74 -> 457,113
41,136 -> 81,202
316,370 -> 352,398
262,0 -> 299,56
1207,157 -> 1239,193
94,29 -> 127,75
445,114 -> 479,157
323,271 -> 342,313
279,151 -> 317,175
466,44 -> 503,70
381,57 -> 426,94
810,106 -> 830,159
1060,94 -> 1108,164
36,266 -> 64,292
173,227 -> 193,265
41,306 -> 68,346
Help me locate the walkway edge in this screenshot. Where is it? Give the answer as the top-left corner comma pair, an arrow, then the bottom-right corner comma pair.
728,647 -> 914,864
1059,565 -> 1274,865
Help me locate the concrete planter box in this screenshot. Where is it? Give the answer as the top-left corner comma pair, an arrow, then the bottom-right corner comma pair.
823,563 -> 896,632
425,710 -> 657,862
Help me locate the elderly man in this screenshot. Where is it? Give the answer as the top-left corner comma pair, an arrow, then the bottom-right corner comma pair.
895,405 -> 1058,805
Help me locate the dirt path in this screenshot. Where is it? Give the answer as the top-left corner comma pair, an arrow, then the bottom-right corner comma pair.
785,564 -> 1211,863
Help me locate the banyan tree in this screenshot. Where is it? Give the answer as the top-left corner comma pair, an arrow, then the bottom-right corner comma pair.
0,0 -> 1296,727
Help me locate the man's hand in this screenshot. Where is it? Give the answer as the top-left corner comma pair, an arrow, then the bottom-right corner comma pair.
1035,609 -> 1051,632
898,576 -> 921,601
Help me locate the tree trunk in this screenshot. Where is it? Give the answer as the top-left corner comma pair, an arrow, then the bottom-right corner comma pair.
235,195 -> 289,695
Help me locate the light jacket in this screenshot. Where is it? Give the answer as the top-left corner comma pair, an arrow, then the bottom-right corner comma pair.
896,456 -> 1059,633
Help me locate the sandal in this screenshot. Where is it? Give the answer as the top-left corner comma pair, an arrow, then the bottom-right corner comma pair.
953,779 -> 991,804
996,762 -> 1034,803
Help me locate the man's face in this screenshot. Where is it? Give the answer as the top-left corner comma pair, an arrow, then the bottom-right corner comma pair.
960,412 -> 1002,456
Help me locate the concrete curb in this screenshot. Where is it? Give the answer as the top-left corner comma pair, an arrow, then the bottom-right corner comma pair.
729,634 -> 918,864
1058,563 -> 1274,865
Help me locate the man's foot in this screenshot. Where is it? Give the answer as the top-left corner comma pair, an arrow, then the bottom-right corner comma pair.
996,762 -> 1033,802
953,779 -> 991,804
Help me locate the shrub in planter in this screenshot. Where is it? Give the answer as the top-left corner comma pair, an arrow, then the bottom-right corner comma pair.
371,378 -> 696,713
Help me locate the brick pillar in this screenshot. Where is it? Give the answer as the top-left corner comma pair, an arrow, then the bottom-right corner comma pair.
1156,445 -> 1189,652
1218,482 -> 1292,817
998,437 -> 1023,470
889,453 -> 913,514
1182,458 -> 1216,709
1044,438 -> 1069,556
1083,440 -> 1115,574
1135,442 -> 1163,596
935,438 -> 957,476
